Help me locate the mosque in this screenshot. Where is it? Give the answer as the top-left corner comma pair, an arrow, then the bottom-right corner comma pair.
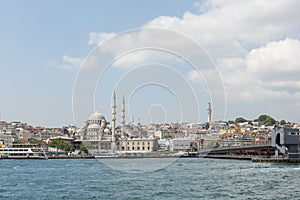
75,92 -> 159,155
75,92 -> 120,155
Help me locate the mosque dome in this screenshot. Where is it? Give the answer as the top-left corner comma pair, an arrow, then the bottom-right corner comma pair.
89,110 -> 105,121
104,128 -> 110,133
87,124 -> 101,129
76,128 -> 82,133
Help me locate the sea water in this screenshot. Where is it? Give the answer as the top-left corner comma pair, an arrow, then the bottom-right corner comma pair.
0,158 -> 299,199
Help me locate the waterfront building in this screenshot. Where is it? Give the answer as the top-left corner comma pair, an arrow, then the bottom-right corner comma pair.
157,139 -> 170,151
169,138 -> 193,151
118,137 -> 158,152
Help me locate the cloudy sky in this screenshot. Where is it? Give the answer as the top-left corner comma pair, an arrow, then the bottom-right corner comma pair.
1,0 -> 300,127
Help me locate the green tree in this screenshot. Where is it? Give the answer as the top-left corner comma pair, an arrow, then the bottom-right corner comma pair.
228,120 -> 235,124
265,117 -> 276,126
280,120 -> 286,125
257,114 -> 276,126
257,114 -> 268,122
49,138 -> 71,152
235,117 -> 247,123
79,143 -> 89,153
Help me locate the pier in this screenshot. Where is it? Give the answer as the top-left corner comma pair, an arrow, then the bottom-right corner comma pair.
252,157 -> 300,163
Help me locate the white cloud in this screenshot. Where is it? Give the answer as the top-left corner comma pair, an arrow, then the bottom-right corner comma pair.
62,55 -> 84,70
146,0 -> 300,57
88,32 -> 116,45
246,38 -> 300,75
63,0 -> 300,121
215,38 -> 300,101
73,0 -> 300,71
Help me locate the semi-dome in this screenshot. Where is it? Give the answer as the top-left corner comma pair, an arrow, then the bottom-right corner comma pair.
87,124 -> 101,129
89,110 -> 105,121
76,128 -> 82,133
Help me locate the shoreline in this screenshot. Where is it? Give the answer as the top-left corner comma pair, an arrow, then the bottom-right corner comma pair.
3,156 -> 300,163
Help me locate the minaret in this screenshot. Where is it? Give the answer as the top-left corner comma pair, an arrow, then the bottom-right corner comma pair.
111,91 -> 116,152
207,102 -> 212,123
121,94 -> 126,137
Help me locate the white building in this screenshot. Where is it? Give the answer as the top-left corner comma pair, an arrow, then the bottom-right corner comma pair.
118,137 -> 158,153
169,138 -> 193,151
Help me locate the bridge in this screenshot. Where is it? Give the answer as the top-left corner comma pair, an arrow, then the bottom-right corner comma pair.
194,143 -> 274,158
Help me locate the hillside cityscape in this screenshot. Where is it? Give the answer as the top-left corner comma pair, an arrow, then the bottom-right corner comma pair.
1,101 -> 298,156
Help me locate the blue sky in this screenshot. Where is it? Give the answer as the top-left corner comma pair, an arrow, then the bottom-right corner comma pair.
1,0 -> 300,127
0,0 -> 197,126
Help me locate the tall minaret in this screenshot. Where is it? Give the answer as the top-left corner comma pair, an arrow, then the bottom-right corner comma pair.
121,94 -> 126,136
207,102 -> 212,123
111,91 -> 116,152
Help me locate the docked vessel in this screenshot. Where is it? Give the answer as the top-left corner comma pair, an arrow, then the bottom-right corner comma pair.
0,144 -> 48,159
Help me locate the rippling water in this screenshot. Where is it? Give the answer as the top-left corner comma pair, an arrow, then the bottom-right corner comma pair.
1,158 -> 300,199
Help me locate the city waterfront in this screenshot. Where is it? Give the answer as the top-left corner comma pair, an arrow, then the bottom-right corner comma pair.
1,158 -> 300,199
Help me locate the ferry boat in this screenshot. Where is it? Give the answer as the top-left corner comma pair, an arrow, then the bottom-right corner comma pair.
0,144 -> 48,159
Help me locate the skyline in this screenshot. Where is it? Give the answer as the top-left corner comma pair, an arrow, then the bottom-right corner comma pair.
1,0 -> 300,127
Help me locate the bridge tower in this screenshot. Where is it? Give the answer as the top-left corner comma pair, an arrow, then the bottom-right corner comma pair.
271,126 -> 300,158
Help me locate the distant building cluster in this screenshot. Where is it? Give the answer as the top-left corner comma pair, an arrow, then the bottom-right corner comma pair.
1,99 -> 300,157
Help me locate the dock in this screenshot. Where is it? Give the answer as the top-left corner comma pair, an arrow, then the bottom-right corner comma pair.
252,157 -> 300,163
48,155 -> 94,159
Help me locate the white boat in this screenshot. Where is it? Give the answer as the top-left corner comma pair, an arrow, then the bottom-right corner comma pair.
0,146 -> 48,159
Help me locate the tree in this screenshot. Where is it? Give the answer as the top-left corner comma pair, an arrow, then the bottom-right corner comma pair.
257,114 -> 268,122
235,117 -> 247,123
279,120 -> 286,125
265,117 -> 276,126
257,114 -> 276,126
80,143 -> 89,154
49,138 -> 71,152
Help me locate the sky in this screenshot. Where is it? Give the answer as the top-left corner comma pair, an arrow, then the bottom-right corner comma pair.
1,0 -> 300,127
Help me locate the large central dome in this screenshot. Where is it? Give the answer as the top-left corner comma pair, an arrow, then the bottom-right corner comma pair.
89,110 -> 105,121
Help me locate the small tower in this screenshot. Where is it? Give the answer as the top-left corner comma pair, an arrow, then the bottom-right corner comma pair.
111,91 -> 116,152
207,102 -> 212,123
121,95 -> 126,137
